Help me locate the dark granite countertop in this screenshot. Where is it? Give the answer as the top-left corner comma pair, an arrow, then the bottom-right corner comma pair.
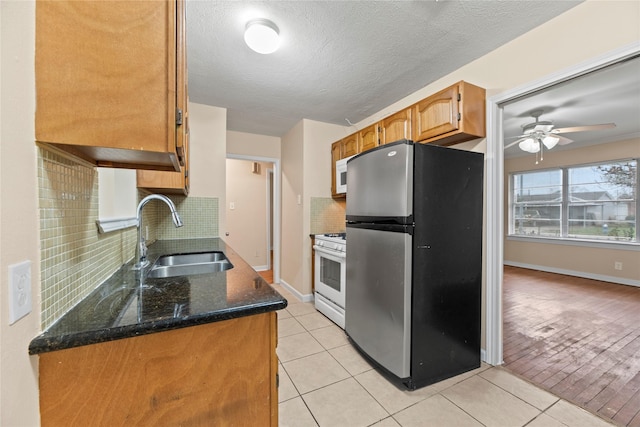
29,238 -> 287,355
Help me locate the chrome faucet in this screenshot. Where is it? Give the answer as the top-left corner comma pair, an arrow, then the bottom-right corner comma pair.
133,194 -> 183,269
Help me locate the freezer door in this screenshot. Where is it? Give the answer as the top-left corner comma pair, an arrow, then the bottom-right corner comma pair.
345,225 -> 412,378
346,140 -> 413,219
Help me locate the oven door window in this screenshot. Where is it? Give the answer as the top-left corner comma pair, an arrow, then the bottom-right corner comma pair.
319,256 -> 342,292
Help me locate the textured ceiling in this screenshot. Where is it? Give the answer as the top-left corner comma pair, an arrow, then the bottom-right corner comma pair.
186,0 -> 582,137
503,55 -> 640,158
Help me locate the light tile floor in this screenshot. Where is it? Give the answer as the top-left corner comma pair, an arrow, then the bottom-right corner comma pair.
272,284 -> 616,427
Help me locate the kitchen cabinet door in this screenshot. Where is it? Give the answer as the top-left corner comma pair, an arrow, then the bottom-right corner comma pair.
358,124 -> 379,152
412,81 -> 485,146
137,3 -> 189,194
39,313 -> 279,426
381,108 -> 412,145
342,134 -> 359,158
35,0 -> 186,172
137,113 -> 190,195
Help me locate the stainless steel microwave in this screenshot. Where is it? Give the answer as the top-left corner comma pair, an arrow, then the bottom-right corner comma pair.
335,155 -> 354,194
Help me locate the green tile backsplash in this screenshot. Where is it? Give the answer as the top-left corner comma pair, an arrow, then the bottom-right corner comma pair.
310,197 -> 346,235
38,149 -> 219,329
38,148 -> 136,329
157,196 -> 219,240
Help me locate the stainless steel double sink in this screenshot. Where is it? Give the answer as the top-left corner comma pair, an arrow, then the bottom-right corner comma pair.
146,251 -> 233,279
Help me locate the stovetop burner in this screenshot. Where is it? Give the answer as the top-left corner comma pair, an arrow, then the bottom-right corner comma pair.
324,232 -> 346,239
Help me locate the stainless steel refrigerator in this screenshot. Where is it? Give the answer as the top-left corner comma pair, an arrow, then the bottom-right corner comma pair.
345,139 -> 483,390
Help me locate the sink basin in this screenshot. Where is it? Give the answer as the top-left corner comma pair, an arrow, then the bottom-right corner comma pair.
146,251 -> 233,279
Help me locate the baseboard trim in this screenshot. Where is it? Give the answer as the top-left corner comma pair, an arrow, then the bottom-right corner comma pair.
504,261 -> 640,288
279,279 -> 315,303
252,265 -> 268,272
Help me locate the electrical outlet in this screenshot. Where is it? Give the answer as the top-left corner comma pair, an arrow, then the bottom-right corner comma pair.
8,260 -> 32,324
614,261 -> 623,271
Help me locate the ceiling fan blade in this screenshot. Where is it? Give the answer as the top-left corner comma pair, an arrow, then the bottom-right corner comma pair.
555,134 -> 574,145
505,133 -> 527,140
552,123 -> 616,134
504,137 -> 527,150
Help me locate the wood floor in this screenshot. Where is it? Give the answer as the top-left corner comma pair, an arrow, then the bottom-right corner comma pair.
503,266 -> 640,427
258,268 -> 273,284
258,250 -> 274,284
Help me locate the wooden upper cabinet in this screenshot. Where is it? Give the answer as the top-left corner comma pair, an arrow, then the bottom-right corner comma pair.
35,0 -> 185,171
175,0 -> 188,166
342,134 -> 359,158
380,108 -> 412,145
137,113 -> 190,195
358,124 -> 379,152
137,2 -> 189,194
412,81 -> 485,146
329,81 -> 485,194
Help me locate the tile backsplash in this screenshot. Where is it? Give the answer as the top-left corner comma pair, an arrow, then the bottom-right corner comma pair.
38,148 -> 219,329
38,148 -> 136,328
156,195 -> 219,240
310,197 -> 346,235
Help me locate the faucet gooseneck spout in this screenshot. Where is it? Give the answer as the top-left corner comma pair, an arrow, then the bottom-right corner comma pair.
133,194 -> 183,270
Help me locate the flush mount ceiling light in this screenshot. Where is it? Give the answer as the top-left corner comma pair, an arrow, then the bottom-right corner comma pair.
244,19 -> 280,54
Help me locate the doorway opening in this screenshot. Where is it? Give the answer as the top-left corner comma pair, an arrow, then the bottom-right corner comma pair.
226,154 -> 281,284
485,41 -> 640,366
486,42 -> 640,426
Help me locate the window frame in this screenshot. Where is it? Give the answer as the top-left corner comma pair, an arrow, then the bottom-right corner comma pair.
508,158 -> 639,246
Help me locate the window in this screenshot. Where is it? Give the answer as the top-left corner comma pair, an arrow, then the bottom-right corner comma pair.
510,160 -> 638,243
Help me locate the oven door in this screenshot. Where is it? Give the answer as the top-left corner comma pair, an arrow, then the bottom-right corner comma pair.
313,246 -> 346,308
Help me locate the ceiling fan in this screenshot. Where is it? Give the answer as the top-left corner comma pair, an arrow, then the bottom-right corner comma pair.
504,110 -> 616,159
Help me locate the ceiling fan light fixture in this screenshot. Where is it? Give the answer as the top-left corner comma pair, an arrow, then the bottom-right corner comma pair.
542,135 -> 560,149
519,138 -> 540,153
244,18 -> 280,54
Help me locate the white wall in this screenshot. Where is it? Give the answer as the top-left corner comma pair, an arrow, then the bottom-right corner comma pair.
279,119 -> 348,297
97,168 -> 137,220
225,159 -> 270,268
188,102 -> 227,234
280,121 -> 305,294
0,1 -> 41,425
227,130 -> 281,159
